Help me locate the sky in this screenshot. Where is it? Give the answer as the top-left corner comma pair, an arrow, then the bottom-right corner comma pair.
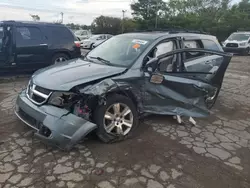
0,0 -> 241,25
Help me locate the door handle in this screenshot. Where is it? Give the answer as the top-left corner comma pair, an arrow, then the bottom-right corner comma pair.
205,61 -> 211,64
39,44 -> 48,46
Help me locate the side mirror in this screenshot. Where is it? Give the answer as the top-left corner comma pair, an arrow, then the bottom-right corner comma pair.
144,57 -> 158,73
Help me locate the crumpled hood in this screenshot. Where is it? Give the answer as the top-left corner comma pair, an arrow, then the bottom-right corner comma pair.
32,58 -> 127,91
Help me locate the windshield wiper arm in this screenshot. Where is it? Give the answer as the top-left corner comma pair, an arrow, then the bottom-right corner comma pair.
89,56 -> 112,65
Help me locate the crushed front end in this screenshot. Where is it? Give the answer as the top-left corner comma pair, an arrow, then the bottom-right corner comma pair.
14,82 -> 97,151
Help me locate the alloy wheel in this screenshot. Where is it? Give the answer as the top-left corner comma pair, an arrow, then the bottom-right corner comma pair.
103,103 -> 133,136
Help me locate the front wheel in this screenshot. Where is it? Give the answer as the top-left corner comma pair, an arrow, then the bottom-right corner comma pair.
94,94 -> 138,143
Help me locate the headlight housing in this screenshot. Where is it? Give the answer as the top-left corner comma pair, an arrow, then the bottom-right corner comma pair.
239,42 -> 248,47
48,92 -> 78,107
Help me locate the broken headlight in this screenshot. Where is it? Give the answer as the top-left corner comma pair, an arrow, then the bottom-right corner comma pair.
48,92 -> 78,107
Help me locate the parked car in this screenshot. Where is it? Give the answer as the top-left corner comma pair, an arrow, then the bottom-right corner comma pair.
74,29 -> 92,41
15,30 -> 232,150
92,34 -> 113,49
81,34 -> 112,49
222,31 -> 250,55
0,20 -> 81,71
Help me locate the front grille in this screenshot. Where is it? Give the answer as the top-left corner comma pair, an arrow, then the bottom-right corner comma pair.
27,81 -> 52,105
35,86 -> 51,95
18,108 -> 38,128
32,94 -> 45,103
226,43 -> 238,47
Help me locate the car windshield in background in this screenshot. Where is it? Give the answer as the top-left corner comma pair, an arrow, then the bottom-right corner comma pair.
90,35 -> 101,40
86,35 -> 152,67
228,33 -> 250,41
75,30 -> 88,35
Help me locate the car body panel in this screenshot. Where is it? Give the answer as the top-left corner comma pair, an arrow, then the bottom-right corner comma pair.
32,58 -> 127,91
15,90 -> 97,151
14,32 -> 232,150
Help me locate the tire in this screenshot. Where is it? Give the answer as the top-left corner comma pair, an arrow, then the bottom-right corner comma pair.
52,53 -> 69,65
205,88 -> 220,109
90,43 -> 94,50
243,48 -> 249,56
94,94 -> 139,143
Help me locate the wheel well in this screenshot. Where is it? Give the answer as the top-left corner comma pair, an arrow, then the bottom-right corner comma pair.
52,51 -> 71,59
106,90 -> 139,110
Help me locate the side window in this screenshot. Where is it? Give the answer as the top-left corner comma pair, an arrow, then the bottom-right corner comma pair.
47,26 -> 73,41
16,26 -> 42,46
202,39 -> 221,51
180,50 -> 225,81
183,40 -> 205,61
154,41 -> 177,73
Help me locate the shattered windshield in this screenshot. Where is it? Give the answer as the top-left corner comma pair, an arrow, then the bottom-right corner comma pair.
228,33 -> 250,41
86,35 -> 152,67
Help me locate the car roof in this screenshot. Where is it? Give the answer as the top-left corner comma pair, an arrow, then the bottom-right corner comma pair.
0,20 -> 65,27
119,31 -> 216,40
234,31 -> 250,34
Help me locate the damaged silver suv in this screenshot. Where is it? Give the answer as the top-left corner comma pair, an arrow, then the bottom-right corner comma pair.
15,30 -> 232,150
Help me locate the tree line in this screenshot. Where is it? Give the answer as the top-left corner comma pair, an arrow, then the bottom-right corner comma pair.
66,0 -> 250,41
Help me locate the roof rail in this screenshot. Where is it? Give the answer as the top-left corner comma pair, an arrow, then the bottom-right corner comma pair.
128,28 -> 208,35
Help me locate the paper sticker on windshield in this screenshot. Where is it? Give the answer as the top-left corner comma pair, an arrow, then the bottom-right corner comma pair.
132,43 -> 141,49
132,39 -> 148,45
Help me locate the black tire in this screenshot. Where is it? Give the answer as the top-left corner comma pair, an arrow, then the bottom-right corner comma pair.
205,88 -> 220,109
90,43 -> 94,50
242,48 -> 249,56
94,94 -> 139,143
52,53 -> 69,65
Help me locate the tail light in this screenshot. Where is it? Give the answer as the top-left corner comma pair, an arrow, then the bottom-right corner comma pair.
74,41 -> 81,48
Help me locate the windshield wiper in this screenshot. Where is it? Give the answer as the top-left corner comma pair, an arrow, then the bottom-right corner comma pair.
89,56 -> 112,65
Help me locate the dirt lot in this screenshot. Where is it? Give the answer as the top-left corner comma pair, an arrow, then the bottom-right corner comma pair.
0,56 -> 250,188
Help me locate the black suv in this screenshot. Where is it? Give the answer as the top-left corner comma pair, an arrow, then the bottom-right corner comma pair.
15,30 -> 232,150
0,21 -> 81,71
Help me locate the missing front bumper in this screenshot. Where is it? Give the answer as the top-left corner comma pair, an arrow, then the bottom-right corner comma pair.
15,90 -> 97,151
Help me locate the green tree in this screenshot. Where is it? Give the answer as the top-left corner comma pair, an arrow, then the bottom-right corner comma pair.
131,0 -> 167,28
91,16 -> 122,34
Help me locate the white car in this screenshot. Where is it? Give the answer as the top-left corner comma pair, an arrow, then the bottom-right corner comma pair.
222,31 -> 250,55
81,34 -> 113,49
75,30 -> 92,41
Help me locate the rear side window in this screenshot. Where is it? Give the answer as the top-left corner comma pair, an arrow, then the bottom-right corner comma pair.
202,39 -> 221,51
47,26 -> 74,41
183,40 -> 204,61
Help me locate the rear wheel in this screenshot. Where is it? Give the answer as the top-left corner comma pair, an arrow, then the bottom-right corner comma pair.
52,53 -> 69,65
94,94 -> 138,143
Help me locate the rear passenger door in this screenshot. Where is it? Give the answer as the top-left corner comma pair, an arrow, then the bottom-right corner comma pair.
15,26 -> 48,68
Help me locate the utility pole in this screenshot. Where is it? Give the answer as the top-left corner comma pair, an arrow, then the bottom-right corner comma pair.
60,12 -> 64,23
155,1 -> 159,29
122,10 -> 126,33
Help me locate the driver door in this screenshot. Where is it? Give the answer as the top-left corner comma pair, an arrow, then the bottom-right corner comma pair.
142,48 -> 232,117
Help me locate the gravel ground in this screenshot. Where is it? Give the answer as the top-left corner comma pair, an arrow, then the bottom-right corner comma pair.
0,55 -> 250,188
